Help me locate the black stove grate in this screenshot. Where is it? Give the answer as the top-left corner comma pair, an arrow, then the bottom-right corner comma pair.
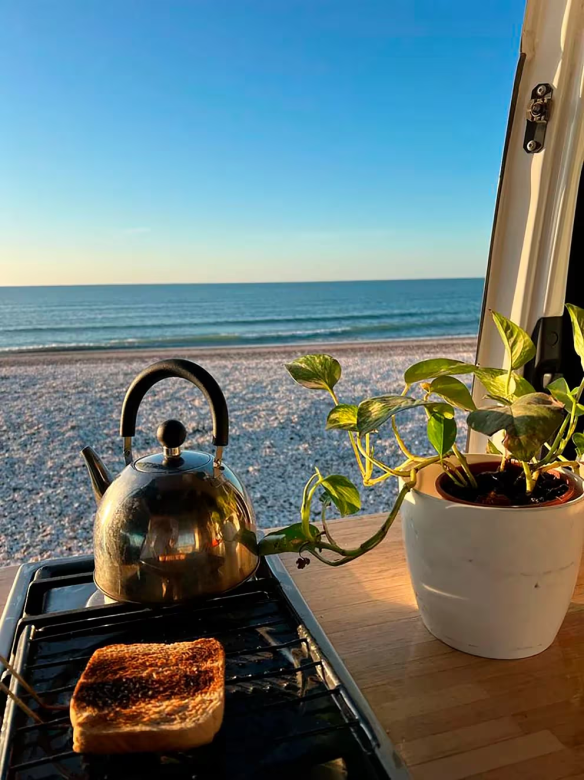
0,558 -> 407,780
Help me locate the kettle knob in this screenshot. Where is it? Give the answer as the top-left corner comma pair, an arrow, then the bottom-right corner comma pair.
157,419 -> 187,451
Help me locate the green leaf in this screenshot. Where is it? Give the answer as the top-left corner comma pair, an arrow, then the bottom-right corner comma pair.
356,396 -> 422,434
474,367 -> 535,403
357,395 -> 416,434
573,432 -> 584,459
285,354 -> 341,391
547,377 -> 584,417
319,475 -> 361,516
356,395 -> 457,435
427,413 -> 457,456
404,358 -> 475,385
424,401 -> 455,418
429,375 -> 476,411
326,404 -> 359,431
566,304 -> 584,371
486,439 -> 503,456
491,311 -> 536,369
467,392 -> 565,461
258,522 -> 320,555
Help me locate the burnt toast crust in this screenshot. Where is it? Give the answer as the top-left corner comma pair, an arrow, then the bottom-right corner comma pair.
70,639 -> 225,752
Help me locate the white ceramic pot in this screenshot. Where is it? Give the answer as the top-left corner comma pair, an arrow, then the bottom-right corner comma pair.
401,454 -> 584,659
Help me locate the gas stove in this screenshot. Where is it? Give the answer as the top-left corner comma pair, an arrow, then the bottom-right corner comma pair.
0,555 -> 408,780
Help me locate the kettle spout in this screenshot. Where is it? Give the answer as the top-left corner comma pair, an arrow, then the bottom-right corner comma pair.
81,446 -> 113,504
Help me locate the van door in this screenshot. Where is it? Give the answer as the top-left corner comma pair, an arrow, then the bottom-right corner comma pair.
469,0 -> 584,452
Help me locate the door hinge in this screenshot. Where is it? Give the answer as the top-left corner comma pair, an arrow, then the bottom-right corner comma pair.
523,83 -> 553,154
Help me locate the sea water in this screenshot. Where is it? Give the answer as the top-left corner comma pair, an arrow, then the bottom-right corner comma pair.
0,278 -> 483,353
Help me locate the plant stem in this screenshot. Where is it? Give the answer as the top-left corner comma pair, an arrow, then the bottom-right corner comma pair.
442,461 -> 468,488
537,378 -> 584,467
364,471 -> 394,486
364,454 -> 443,486
328,388 -> 366,478
523,461 -> 536,494
556,377 -> 584,458
505,364 -> 512,396
364,433 -> 373,481
452,445 -> 478,489
392,417 -> 425,462
537,460 -> 580,474
396,457 -> 416,471
357,442 -> 443,483
300,472 -> 321,538
355,437 -> 412,478
499,453 -> 507,471
350,432 -> 366,477
320,502 -> 341,547
302,472 -> 417,566
535,415 -> 571,468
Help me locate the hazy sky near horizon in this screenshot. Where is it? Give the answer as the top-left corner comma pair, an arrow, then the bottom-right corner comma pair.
1,0 -> 525,286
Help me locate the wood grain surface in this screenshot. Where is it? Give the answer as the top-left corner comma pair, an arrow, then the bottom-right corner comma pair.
2,516 -> 584,778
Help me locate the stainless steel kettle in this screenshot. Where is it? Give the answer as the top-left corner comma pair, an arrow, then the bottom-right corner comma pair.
81,358 -> 258,604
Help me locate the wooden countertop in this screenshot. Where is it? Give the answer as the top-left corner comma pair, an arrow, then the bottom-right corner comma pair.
2,516 -> 584,778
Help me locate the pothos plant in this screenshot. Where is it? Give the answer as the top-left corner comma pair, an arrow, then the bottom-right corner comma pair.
258,305 -> 584,568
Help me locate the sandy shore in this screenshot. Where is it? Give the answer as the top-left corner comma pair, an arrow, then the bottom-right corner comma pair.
0,337 -> 476,565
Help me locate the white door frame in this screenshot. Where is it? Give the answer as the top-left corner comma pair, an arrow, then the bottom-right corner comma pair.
470,0 -> 584,451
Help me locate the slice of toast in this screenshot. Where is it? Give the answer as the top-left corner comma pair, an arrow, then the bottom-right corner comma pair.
70,639 -> 225,754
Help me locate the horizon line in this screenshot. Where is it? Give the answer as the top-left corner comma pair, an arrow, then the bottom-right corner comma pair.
0,276 -> 486,290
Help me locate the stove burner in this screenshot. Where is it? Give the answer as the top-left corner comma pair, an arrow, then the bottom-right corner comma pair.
85,590 -> 114,608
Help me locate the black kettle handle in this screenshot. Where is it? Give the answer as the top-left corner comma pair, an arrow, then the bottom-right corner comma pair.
120,359 -> 229,447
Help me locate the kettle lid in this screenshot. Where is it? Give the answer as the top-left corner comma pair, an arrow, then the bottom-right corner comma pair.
134,419 -> 212,474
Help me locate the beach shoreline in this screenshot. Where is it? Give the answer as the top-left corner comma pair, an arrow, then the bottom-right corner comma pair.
0,335 -> 477,365
0,337 -> 476,565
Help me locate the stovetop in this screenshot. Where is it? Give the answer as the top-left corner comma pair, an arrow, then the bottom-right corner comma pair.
0,555 -> 409,780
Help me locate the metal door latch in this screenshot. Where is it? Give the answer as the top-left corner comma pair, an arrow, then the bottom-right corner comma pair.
524,83 -> 553,153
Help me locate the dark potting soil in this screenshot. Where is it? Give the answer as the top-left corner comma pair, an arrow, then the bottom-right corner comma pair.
441,464 -> 570,506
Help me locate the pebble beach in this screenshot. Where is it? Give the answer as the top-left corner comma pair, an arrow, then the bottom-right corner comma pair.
0,338 -> 475,565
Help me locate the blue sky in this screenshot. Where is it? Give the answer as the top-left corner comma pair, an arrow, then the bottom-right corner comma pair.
1,0 -> 525,285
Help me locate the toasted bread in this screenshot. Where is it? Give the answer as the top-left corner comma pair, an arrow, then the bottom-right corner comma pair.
70,639 -> 225,754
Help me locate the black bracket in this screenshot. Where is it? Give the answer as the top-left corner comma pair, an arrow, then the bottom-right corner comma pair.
523,315 -> 563,391
523,83 -> 553,154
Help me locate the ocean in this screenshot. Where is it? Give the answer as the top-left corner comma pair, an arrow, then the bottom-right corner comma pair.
0,279 -> 483,353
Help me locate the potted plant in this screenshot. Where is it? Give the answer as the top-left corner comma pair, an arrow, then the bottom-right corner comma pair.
259,305 -> 584,659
